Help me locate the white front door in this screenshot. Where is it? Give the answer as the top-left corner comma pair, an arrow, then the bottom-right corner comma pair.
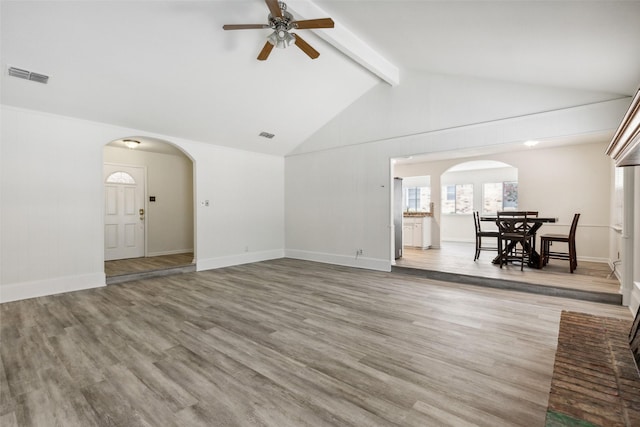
104,164 -> 145,261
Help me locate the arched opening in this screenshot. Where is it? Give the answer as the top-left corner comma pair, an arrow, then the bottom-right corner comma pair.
393,157 -> 518,269
103,136 -> 196,282
440,160 -> 518,244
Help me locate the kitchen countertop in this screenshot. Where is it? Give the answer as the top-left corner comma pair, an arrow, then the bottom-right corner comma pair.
403,213 -> 433,218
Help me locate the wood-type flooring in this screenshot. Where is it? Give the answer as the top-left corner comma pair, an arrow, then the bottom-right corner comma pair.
396,243 -> 620,296
0,258 -> 632,426
105,253 -> 194,277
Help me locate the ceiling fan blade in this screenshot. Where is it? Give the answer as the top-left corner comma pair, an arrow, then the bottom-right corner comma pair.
257,41 -> 275,61
293,34 -> 319,59
294,18 -> 335,29
265,0 -> 283,18
223,24 -> 270,30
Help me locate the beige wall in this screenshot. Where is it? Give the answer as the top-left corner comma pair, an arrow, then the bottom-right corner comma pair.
394,141 -> 613,261
104,146 -> 194,256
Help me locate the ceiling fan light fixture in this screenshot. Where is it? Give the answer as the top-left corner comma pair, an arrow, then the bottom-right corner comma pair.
267,32 -> 277,46
282,31 -> 295,48
268,29 -> 295,49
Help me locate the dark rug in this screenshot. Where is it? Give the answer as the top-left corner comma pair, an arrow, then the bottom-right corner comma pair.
545,311 -> 640,426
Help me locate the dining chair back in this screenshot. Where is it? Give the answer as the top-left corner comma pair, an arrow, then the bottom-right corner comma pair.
539,213 -> 580,273
496,211 -> 535,270
473,211 -> 499,261
498,211 -> 539,249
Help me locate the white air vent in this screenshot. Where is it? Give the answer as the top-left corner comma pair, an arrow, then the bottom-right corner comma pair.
8,67 -> 49,84
259,131 -> 275,139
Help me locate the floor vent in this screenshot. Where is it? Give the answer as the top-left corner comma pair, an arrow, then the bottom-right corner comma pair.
8,66 -> 49,84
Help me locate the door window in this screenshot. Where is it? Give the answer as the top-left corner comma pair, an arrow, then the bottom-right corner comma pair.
106,171 -> 136,184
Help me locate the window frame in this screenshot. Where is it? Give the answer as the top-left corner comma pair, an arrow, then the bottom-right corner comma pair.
441,183 -> 473,215
481,181 -> 519,214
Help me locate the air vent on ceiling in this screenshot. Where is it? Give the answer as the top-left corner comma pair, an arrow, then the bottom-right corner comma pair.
8,67 -> 49,84
259,132 -> 275,139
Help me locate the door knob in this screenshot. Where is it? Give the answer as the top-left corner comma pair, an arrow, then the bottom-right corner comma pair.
139,208 -> 144,220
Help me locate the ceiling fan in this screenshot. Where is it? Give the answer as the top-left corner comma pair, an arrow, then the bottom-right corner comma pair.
223,0 -> 334,60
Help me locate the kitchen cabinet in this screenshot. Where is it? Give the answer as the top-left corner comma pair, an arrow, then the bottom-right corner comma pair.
403,216 -> 432,249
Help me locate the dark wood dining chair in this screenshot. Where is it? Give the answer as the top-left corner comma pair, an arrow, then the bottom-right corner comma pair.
496,211 -> 536,270
497,211 -> 539,252
539,213 -> 580,273
473,211 -> 499,261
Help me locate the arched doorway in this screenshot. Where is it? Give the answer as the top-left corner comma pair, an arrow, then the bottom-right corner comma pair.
440,160 -> 518,244
102,137 -> 195,282
393,157 -> 518,269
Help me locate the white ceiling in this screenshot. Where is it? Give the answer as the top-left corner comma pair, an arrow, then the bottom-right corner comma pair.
2,1 -> 639,157
317,0 -> 640,95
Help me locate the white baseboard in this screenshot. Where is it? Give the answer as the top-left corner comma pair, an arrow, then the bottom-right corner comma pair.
0,273 -> 106,303
285,249 -> 391,272
196,249 -> 285,271
147,249 -> 194,257
578,256 -> 610,264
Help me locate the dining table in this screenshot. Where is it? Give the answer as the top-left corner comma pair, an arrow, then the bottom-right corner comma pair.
480,215 -> 557,268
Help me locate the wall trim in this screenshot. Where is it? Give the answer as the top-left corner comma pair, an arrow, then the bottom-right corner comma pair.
285,249 -> 391,272
196,249 -> 285,271
541,223 -> 611,229
441,238 -> 475,243
0,273 -> 106,303
579,256 -> 610,264
147,249 -> 194,257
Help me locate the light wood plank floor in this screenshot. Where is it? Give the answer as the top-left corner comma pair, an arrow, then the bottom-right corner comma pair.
105,253 -> 194,277
396,242 -> 620,296
0,258 -> 631,427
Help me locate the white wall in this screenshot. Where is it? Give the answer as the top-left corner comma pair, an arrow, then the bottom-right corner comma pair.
401,175 -> 430,189
286,144 -> 391,271
0,106 -> 284,302
292,71 -> 625,156
188,140 -> 285,271
104,146 -> 194,256
1,80 -> 634,303
285,83 -> 629,272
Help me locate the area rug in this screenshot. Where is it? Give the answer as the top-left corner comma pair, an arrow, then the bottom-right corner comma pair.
545,311 -> 640,426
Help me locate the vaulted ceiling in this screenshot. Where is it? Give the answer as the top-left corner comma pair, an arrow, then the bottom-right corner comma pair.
2,1 -> 639,156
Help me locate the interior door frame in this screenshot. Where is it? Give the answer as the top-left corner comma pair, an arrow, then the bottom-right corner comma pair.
103,162 -> 148,260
